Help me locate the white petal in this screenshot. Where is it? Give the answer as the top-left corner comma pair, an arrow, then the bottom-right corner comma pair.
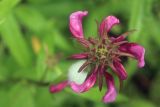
68,60 -> 88,84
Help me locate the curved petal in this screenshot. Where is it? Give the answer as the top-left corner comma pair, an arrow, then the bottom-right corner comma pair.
109,63 -> 124,90
102,72 -> 117,103
50,81 -> 68,93
70,66 -> 98,93
119,43 -> 145,68
98,64 -> 105,91
111,30 -> 136,43
77,38 -> 90,47
99,16 -> 119,37
113,60 -> 127,80
69,11 -> 88,39
68,60 -> 88,84
69,53 -> 88,59
110,36 -> 124,43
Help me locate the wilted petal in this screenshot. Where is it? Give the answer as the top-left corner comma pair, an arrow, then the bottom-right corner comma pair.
88,37 -> 98,45
77,38 -> 91,47
103,72 -> 117,103
70,66 -> 98,93
111,30 -> 136,43
111,36 -> 124,43
50,81 -> 68,93
98,64 -> 104,91
78,61 -> 90,73
69,53 -> 88,59
119,43 -> 145,68
113,60 -> 127,80
99,16 -> 119,37
69,11 -> 88,39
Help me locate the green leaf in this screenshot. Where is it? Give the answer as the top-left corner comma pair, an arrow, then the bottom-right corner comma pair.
150,71 -> 160,105
0,56 -> 19,80
52,30 -> 72,51
125,0 -> 146,81
140,23 -> 158,68
15,5 -> 71,51
119,99 -> 156,107
0,0 -> 20,21
0,89 -> 8,107
147,17 -> 160,46
34,87 -> 53,107
27,0 -> 52,4
36,50 -> 62,81
15,5 -> 47,33
85,0 -> 129,38
44,66 -> 62,82
8,83 -> 35,107
0,14 -> 33,67
128,0 -> 144,42
36,50 -> 48,80
32,1 -> 84,18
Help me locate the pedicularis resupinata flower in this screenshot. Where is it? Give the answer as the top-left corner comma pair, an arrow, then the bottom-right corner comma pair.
50,11 -> 145,103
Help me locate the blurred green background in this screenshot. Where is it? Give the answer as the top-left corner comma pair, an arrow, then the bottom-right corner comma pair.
0,0 -> 160,107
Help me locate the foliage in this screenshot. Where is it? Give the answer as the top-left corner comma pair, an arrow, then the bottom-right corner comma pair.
0,0 -> 160,107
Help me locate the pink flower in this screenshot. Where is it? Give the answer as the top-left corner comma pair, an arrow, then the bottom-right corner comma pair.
50,11 -> 145,103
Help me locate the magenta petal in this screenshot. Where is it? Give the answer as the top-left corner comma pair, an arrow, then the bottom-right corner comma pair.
111,30 -> 136,43
50,81 -> 68,93
103,72 -> 117,103
98,65 -> 104,91
111,36 -> 124,43
69,11 -> 88,39
99,16 -> 119,36
70,67 -> 98,93
119,43 -> 145,68
70,53 -> 88,59
113,60 -> 127,80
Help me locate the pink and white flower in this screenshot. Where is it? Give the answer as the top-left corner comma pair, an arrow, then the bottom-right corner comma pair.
50,11 -> 145,103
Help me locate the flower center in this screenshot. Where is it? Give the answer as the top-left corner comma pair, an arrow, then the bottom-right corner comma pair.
88,38 -> 119,65
96,44 -> 108,61
89,40 -> 112,64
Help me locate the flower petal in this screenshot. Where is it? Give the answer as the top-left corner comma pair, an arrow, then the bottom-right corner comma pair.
103,72 -> 117,103
68,60 -> 88,84
98,64 -> 104,91
99,16 -> 119,37
50,81 -> 68,93
77,38 -> 90,47
111,30 -> 136,43
119,43 -> 145,68
70,66 -> 98,93
78,61 -> 90,73
69,11 -> 88,39
113,60 -> 127,80
69,53 -> 88,59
